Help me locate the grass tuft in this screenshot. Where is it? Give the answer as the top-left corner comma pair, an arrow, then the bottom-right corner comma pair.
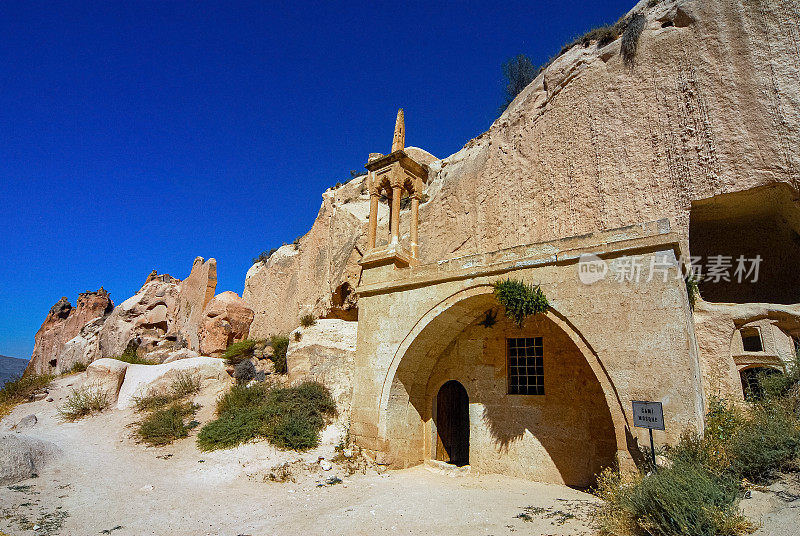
197,381 -> 336,452
133,371 -> 201,412
68,361 -> 88,374
300,314 -> 316,328
112,341 -> 155,365
222,339 -> 257,366
57,385 -> 110,421
269,335 -> 289,374
136,402 -> 199,446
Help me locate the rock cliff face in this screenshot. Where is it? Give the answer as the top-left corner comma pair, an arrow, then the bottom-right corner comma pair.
243,177 -> 370,338
26,290 -> 113,375
27,259 -> 253,375
243,0 -> 800,334
243,147 -> 437,338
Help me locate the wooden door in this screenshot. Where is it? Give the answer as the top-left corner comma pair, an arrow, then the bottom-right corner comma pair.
435,380 -> 469,466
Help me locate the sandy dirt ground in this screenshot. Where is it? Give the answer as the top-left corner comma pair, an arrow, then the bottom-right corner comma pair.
0,375 -> 601,536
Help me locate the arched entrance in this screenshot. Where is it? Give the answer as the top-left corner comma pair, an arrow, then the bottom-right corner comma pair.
377,285 -> 629,487
740,366 -> 782,400
435,380 -> 470,466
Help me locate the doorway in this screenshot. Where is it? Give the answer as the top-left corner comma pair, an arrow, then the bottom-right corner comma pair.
435,380 -> 470,466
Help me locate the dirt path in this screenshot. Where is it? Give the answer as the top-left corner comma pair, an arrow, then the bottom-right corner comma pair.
0,375 -> 599,536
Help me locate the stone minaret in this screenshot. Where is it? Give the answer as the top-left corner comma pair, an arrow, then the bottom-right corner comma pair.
391,109 -> 405,153
362,109 -> 428,268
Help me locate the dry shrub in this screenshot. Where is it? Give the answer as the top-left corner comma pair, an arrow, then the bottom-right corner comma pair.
136,402 -> 199,446
0,373 -> 54,404
197,381 -> 336,451
58,385 -> 110,421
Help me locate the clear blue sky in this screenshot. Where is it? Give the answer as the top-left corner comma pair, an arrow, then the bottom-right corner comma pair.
0,0 -> 634,359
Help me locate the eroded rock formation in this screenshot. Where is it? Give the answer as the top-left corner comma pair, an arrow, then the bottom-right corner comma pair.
198,291 -> 255,357
243,0 -> 800,338
26,289 -> 113,375
27,258 -> 249,375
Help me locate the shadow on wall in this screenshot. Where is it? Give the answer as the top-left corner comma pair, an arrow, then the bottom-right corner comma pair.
389,291 -> 619,487
473,314 -> 618,487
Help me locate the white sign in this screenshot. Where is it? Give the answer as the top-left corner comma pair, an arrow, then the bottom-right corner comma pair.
632,401 -> 665,430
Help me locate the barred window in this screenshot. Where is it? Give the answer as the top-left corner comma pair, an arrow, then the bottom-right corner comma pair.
507,337 -> 544,395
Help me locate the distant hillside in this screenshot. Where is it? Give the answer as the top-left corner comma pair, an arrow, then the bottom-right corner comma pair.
0,355 -> 28,387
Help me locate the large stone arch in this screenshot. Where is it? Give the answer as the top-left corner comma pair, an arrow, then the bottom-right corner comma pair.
376,284 -> 632,486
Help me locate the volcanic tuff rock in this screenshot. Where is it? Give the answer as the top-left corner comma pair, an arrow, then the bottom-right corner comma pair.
27,259 -> 223,375
169,257 -> 218,351
242,0 -> 800,332
198,291 -> 254,357
243,147 -> 437,337
26,289 -> 113,375
286,319 -> 357,423
98,273 -> 181,360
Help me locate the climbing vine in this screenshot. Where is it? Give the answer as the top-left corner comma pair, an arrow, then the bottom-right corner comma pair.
492,278 -> 549,327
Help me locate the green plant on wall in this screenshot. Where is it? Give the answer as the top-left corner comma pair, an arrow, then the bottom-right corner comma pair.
492,278 -> 549,327
685,275 -> 700,309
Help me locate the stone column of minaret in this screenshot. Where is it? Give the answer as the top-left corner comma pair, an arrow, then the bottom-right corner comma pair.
392,108 -> 405,153
389,109 -> 404,244
367,171 -> 379,249
410,195 -> 420,258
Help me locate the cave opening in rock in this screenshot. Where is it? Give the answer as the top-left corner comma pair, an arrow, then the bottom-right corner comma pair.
689,184 -> 800,304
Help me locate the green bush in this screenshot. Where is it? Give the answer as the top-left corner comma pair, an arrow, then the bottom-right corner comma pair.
215,383 -> 271,416
594,434 -> 751,536
595,377 -> 800,536
222,339 -> 257,366
0,373 -> 54,404
620,457 -> 745,536
133,371 -> 201,412
68,361 -> 88,374
300,314 -> 316,328
197,381 -> 336,451
728,404 -> 800,483
136,402 -> 199,446
57,385 -> 110,421
492,278 -> 549,327
499,54 -> 539,113
759,354 -> 800,401
270,335 -> 290,374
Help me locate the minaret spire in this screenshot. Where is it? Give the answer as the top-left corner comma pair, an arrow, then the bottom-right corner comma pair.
391,108 -> 405,153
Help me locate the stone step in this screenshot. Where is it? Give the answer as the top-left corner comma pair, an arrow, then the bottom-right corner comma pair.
424,459 -> 472,477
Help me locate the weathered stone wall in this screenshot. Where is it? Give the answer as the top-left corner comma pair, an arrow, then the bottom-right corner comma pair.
693,301 -> 800,400
242,0 -> 800,343
351,223 -> 703,479
426,313 -> 617,487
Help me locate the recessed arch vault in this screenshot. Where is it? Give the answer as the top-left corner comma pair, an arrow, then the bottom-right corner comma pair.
376,284 -> 632,483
